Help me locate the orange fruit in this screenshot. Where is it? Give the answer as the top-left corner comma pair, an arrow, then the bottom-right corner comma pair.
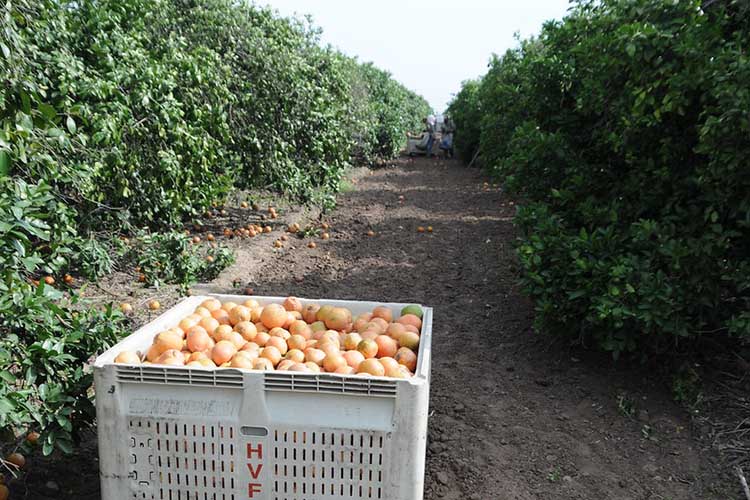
254,331 -> 270,347
395,347 -> 417,371
178,315 -> 199,332
234,321 -> 257,342
283,296 -> 302,312
266,336 -> 288,355
289,320 -> 312,339
221,301 -> 238,312
230,351 -> 256,369
375,335 -> 398,358
276,359 -> 295,371
243,299 -> 260,309
155,349 -> 185,366
194,306 -> 212,318
308,241 -> 317,249
192,236 -> 201,244
324,307 -> 352,331
397,314 -> 422,331
343,332 -> 363,351
186,326 -> 212,352
64,274 -> 74,285
199,316 -> 220,334
417,226 -> 425,233
353,313 -> 373,332
114,351 -> 141,364
268,327 -> 291,340
321,232 -> 330,240
213,324 -> 233,340
187,351 -> 209,363
211,308 -> 231,325
26,431 -> 40,445
370,317 -> 389,333
323,353 -> 347,373
399,331 -> 420,351
305,361 -> 322,372
200,299 -> 222,312
302,304 -> 320,323
228,305 -> 252,325
154,331 -> 183,353
287,334 -> 307,351
44,276 -> 55,285
334,365 -> 354,375
386,322 -> 406,339
321,222 -> 329,230
304,348 -> 326,366
379,357 -> 400,373
371,306 -> 393,323
357,339 -> 378,359
261,304 -> 287,329
119,303 -> 133,315
252,358 -> 274,371
273,240 -> 283,248
148,300 -> 161,311
285,349 -> 305,363
427,226 -> 433,233
212,341 -> 238,366
366,230 -> 375,237
357,359 -> 385,376
260,345 -> 282,366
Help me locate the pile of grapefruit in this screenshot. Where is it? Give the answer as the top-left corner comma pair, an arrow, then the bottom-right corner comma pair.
115,298 -> 423,378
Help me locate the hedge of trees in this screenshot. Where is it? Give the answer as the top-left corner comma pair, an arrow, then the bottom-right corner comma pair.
0,0 -> 429,453
448,0 -> 749,358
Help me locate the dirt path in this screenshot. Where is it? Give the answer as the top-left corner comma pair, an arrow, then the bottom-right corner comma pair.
23,156 -> 733,499
220,156 -> 731,499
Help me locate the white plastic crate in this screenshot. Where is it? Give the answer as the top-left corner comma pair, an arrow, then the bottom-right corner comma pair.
94,294 -> 432,500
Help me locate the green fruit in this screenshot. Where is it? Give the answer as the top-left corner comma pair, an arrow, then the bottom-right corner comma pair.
400,304 -> 423,319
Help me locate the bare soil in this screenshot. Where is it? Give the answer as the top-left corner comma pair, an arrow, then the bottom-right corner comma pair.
19,156 -> 739,499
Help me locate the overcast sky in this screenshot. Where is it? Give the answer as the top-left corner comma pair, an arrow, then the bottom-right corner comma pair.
258,0 -> 572,112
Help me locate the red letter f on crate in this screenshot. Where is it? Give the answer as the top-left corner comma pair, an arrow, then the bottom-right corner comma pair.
248,483 -> 262,498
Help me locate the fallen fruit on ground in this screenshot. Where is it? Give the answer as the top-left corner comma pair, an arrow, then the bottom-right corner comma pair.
114,297 -> 422,378
6,452 -> 25,469
120,303 -> 134,315
26,432 -> 40,445
148,300 -> 161,311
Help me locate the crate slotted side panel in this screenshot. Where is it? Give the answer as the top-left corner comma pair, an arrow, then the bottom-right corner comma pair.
270,427 -> 389,500
128,417 -> 241,500
95,295 -> 432,500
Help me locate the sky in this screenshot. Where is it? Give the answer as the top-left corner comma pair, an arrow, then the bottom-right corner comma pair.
258,0 -> 572,112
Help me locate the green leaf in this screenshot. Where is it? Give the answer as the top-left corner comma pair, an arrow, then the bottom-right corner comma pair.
66,116 -> 77,134
56,439 -> 74,455
0,150 -> 9,177
0,397 -> 15,415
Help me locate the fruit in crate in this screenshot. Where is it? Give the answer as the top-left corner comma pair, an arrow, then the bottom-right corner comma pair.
114,297 -> 423,378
